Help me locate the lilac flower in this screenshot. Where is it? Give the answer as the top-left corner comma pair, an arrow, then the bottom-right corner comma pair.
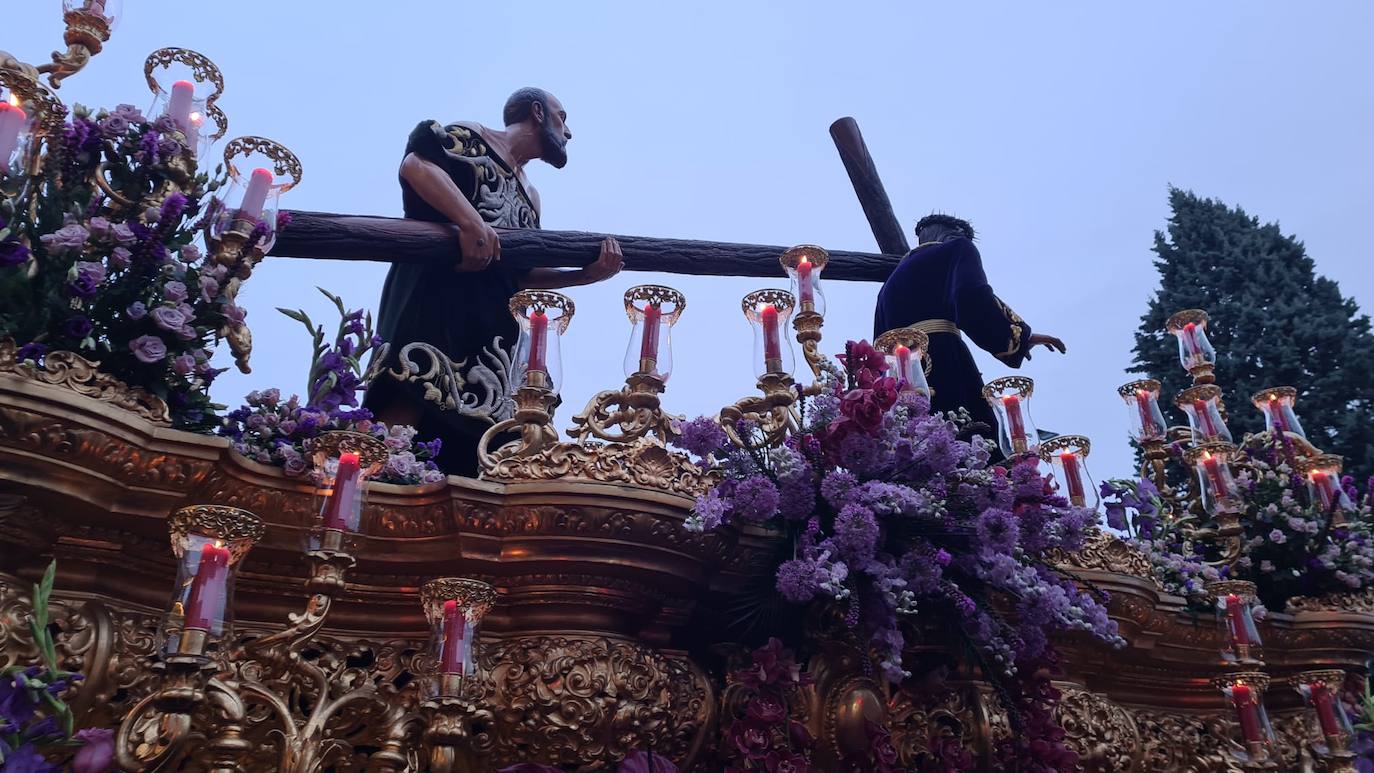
39,223 -> 89,254
129,335 -> 167,364
686,489 -> 729,532
150,305 -> 186,332
162,280 -> 188,302
125,301 -> 147,320
975,508 -> 1019,554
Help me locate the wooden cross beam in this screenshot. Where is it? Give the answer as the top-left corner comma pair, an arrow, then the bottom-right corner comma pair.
268,211 -> 901,283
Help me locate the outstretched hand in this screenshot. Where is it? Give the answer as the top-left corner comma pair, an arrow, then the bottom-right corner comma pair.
1025,333 -> 1067,360
582,236 -> 625,282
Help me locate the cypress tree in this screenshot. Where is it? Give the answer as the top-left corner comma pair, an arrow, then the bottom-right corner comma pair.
1131,187 -> 1374,476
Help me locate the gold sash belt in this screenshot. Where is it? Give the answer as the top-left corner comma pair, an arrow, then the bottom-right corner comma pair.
905,319 -> 960,336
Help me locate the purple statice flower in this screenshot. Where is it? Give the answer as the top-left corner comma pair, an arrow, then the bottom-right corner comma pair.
150,305 -> 186,333
15,342 -> 47,363
162,280 -> 188,302
975,508 -> 1019,554
41,223 -> 90,255
672,416 -> 728,460
128,334 -> 167,364
0,238 -> 30,267
832,504 -> 879,562
730,475 -> 780,522
61,315 -> 93,340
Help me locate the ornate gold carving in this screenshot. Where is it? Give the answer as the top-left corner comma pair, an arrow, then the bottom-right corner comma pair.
481,437 -> 718,497
1049,529 -> 1158,581
1286,587 -> 1374,614
477,635 -> 712,770
508,289 -> 575,331
420,578 -> 497,619
1053,684 -> 1139,771
223,135 -> 303,192
1166,308 -> 1211,331
142,47 -> 228,142
39,8 -> 112,89
0,340 -> 172,424
981,374 -> 1034,402
1118,378 -> 1161,398
169,505 -> 265,548
887,685 -> 980,769
719,372 -> 798,452
568,373 -> 682,446
1039,433 -> 1092,459
622,283 -> 685,324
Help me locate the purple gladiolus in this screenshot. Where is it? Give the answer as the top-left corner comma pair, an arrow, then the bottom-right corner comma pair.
72,727 -> 115,773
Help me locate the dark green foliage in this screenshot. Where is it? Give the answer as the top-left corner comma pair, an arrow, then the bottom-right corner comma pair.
1132,188 -> 1374,476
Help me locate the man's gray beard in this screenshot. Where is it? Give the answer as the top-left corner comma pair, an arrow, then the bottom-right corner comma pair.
539,118 -> 568,169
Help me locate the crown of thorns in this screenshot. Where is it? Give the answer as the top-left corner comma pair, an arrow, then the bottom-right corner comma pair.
915,214 -> 975,240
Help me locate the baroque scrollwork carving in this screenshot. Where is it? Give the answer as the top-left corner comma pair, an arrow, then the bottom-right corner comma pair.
1054,684 -> 1139,771
0,340 -> 172,424
1285,586 -> 1374,614
1049,530 -> 1159,583
387,339 -> 516,423
480,438 -> 719,497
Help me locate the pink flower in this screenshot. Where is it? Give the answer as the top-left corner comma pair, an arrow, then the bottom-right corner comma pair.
110,246 -> 132,268
171,353 -> 196,375
150,305 -> 186,332
199,275 -> 219,302
129,335 -> 166,363
839,389 -> 884,434
162,280 -> 188,302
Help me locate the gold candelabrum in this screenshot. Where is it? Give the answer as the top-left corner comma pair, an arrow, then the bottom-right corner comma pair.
113,432 -> 503,772
1124,308 -> 1358,771
719,288 -> 802,452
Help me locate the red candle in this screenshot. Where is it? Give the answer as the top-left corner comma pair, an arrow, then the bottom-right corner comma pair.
1311,683 -> 1343,738
527,310 -> 549,374
1225,593 -> 1252,647
639,302 -> 662,367
1002,395 -> 1026,445
1267,397 -> 1288,434
167,80 -> 196,137
0,99 -> 26,165
894,345 -> 913,387
1182,322 -> 1203,359
1193,399 -> 1219,439
797,258 -> 814,310
1135,390 -> 1159,439
1311,471 -> 1335,510
1201,453 -> 1229,499
1229,684 -> 1263,744
321,452 -> 362,532
1060,452 -> 1085,505
237,168 -> 274,223
760,304 -> 781,368
183,542 -> 231,631
439,599 -> 468,675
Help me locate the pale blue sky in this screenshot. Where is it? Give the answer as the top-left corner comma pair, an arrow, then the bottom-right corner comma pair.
12,1 -> 1373,483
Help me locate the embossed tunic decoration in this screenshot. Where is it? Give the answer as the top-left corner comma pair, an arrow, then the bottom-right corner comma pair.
874,237 -> 1034,430
368,121 -> 540,476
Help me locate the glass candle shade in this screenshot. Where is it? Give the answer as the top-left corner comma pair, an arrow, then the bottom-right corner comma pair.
1214,674 -> 1278,764
143,48 -> 227,157
741,289 -> 796,378
421,578 -> 497,698
159,505 -> 264,659
1251,386 -> 1306,440
64,0 -> 122,31
874,328 -> 931,396
1292,670 -> 1355,753
1117,379 -> 1167,443
622,285 -> 685,380
1299,454 -> 1355,519
1039,435 -> 1096,509
780,244 -> 828,317
511,290 -> 574,392
208,137 -> 302,253
0,90 -> 35,174
1184,443 -> 1242,514
1175,385 -> 1232,444
1205,580 -> 1263,665
1165,309 -> 1217,376
303,431 -> 390,553
983,376 -> 1038,458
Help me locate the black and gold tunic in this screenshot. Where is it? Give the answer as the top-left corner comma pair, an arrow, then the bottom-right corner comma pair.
873,237 -> 1033,431
366,120 -> 538,476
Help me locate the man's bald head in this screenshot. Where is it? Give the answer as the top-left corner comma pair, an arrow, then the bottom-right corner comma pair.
503,87 -> 571,169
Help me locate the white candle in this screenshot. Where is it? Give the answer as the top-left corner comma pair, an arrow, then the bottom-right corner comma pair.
0,101 -> 27,167
166,80 -> 195,137
237,168 -> 274,222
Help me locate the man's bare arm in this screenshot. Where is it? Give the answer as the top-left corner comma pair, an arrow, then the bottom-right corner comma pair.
519,237 -> 624,290
399,152 -> 500,270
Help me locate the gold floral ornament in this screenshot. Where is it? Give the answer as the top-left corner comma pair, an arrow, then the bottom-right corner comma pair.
568,285 -> 686,446
207,136 -> 304,373
718,289 -> 800,452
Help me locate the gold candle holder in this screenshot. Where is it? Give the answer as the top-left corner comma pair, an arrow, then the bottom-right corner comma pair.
874,327 -> 932,396
1166,309 -> 1217,386
420,578 -> 498,770
1038,435 -> 1095,508
1291,669 -> 1357,768
1211,671 -> 1278,769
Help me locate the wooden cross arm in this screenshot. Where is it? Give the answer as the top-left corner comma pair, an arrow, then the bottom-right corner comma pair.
268,210 -> 901,283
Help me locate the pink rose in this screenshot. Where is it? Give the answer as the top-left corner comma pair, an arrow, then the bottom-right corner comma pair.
839,389 -> 884,434
129,335 -> 166,364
